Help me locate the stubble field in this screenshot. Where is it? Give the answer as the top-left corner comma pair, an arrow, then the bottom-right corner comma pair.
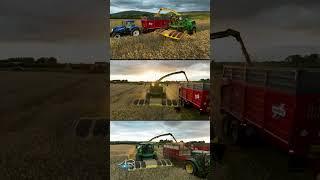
0,71 -> 107,178
110,18 -> 210,59
110,83 -> 209,120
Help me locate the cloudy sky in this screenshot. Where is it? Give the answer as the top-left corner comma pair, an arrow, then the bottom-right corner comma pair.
110,60 -> 210,82
212,0 -> 320,62
111,0 -> 210,14
0,0 -> 108,63
110,121 -> 210,142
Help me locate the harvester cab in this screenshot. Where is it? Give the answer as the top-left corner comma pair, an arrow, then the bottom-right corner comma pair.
135,142 -> 158,161
155,7 -> 197,40
111,19 -> 140,38
134,71 -> 188,107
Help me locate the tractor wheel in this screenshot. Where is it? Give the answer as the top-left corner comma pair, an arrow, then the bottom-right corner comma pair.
131,29 -> 140,36
185,161 -> 197,175
114,33 -> 121,39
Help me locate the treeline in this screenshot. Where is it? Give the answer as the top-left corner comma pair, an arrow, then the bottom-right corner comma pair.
0,57 -> 108,73
1,57 -> 58,64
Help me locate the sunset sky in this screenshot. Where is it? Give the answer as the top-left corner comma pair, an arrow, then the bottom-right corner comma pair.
110,60 -> 210,82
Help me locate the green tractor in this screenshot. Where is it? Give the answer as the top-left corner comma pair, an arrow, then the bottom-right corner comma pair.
184,150 -> 211,178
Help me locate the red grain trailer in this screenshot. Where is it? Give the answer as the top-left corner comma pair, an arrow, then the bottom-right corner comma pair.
220,65 -> 320,166
141,17 -> 170,33
179,82 -> 210,113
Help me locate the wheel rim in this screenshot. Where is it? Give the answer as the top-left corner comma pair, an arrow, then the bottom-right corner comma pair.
186,163 -> 193,174
133,30 -> 139,36
115,34 -> 120,39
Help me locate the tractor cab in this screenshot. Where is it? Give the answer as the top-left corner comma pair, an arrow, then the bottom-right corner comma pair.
122,20 -> 135,28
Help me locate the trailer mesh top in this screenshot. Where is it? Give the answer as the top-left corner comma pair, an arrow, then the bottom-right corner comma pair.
222,65 -> 320,93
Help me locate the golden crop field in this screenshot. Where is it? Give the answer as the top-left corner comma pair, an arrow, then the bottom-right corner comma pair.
110,19 -> 210,59
110,144 -> 202,180
110,83 -> 209,120
0,71 -> 107,178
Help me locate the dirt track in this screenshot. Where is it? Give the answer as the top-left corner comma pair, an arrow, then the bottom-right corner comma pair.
0,71 -> 107,178
110,83 -> 209,120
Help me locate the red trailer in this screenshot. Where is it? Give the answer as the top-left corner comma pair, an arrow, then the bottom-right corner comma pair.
179,82 -> 210,113
141,17 -> 170,33
220,65 -> 320,164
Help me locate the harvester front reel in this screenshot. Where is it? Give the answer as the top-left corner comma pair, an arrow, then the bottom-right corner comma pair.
118,159 -> 173,172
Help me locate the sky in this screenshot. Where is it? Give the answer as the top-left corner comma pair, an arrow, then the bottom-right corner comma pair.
0,0 -> 108,63
110,121 -> 210,142
110,60 -> 210,82
110,0 -> 210,14
212,0 -> 320,62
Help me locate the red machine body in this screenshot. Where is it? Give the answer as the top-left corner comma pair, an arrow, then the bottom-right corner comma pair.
179,82 -> 210,113
141,17 -> 170,33
220,65 -> 320,158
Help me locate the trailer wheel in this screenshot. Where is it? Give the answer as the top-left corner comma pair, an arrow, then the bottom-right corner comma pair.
185,161 -> 197,175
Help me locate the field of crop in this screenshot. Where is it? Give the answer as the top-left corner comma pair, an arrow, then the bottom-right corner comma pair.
110,144 -> 202,180
110,83 -> 209,120
210,73 -> 313,180
0,71 -> 107,178
110,18 -> 210,59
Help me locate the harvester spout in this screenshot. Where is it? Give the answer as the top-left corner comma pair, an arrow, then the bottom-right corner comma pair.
211,29 -> 252,65
156,71 -> 189,83
148,133 -> 178,143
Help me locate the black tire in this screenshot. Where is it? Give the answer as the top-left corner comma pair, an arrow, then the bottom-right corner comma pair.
288,155 -> 305,171
113,33 -> 121,39
185,161 -> 197,175
131,29 -> 140,36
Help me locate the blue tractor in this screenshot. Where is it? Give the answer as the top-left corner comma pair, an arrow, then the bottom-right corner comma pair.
110,20 -> 141,38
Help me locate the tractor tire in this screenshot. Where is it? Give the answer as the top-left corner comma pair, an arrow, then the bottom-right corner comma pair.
131,29 -> 140,36
113,33 -> 121,39
185,161 -> 197,175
